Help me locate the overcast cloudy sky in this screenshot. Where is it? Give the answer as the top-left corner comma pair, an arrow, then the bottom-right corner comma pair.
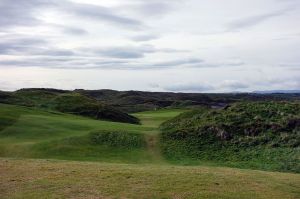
0,0 -> 299,92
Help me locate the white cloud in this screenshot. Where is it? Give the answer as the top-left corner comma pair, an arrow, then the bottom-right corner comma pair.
0,0 -> 299,92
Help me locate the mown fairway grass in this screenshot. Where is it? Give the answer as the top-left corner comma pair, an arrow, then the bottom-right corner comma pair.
133,109 -> 186,128
0,103 -> 185,163
1,103 -> 300,198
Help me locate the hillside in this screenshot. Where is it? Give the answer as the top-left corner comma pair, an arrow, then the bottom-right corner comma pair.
0,103 -> 184,163
0,89 -> 139,124
160,101 -> 300,172
0,101 -> 300,198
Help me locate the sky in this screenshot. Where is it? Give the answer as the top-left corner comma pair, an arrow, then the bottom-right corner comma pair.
0,0 -> 299,92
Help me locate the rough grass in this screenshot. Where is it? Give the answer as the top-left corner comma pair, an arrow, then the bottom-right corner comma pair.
1,158 -> 299,199
160,101 -> 300,173
90,130 -> 146,148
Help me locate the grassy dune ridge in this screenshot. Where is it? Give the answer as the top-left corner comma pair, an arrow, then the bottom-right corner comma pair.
0,90 -> 140,124
1,102 -> 300,198
160,102 -> 300,172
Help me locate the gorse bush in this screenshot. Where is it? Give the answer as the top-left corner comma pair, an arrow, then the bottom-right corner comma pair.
90,130 -> 146,149
160,101 -> 300,172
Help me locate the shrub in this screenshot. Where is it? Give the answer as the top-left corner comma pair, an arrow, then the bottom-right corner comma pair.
160,101 -> 300,172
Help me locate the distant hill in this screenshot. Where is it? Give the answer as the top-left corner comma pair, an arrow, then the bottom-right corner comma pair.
1,88 -> 300,113
253,90 -> 300,94
75,89 -> 300,112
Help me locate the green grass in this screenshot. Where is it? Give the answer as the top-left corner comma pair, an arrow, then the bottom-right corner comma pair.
1,103 -> 300,198
1,158 -> 299,199
1,90 -> 140,124
133,108 -> 187,128
0,104 -> 184,163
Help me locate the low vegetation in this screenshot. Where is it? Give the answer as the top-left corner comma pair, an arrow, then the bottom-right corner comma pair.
160,101 -> 300,172
90,130 -> 146,148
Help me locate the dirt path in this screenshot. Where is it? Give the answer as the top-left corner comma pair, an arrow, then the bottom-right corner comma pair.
145,132 -> 166,163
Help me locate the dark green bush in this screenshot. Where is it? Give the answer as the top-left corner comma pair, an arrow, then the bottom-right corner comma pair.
160,101 -> 300,172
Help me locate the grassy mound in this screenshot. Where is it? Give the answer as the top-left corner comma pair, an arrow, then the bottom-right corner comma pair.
0,89 -> 139,124
53,93 -> 140,124
160,101 -> 300,172
0,105 -> 21,131
31,131 -> 148,163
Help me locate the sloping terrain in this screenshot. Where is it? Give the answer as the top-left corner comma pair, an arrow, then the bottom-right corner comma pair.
1,159 -> 299,199
160,101 -> 300,172
0,89 -> 139,124
0,101 -> 300,198
0,103 -> 183,163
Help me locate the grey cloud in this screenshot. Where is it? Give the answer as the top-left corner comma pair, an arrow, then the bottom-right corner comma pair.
0,54 -> 244,70
43,49 -> 75,56
60,2 -> 144,30
82,45 -> 185,59
0,0 -> 54,27
0,57 -> 128,69
64,28 -> 87,35
168,60 -> 245,69
149,58 -> 203,68
55,25 -> 88,35
0,34 -> 189,64
130,34 -> 160,42
0,37 -> 75,56
98,49 -> 144,59
0,37 -> 46,46
0,0 -> 144,30
120,0 -> 182,18
95,57 -> 205,70
227,8 -> 291,31
279,63 -> 300,68
84,45 -> 156,59
0,37 -> 47,54
132,2 -> 174,17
